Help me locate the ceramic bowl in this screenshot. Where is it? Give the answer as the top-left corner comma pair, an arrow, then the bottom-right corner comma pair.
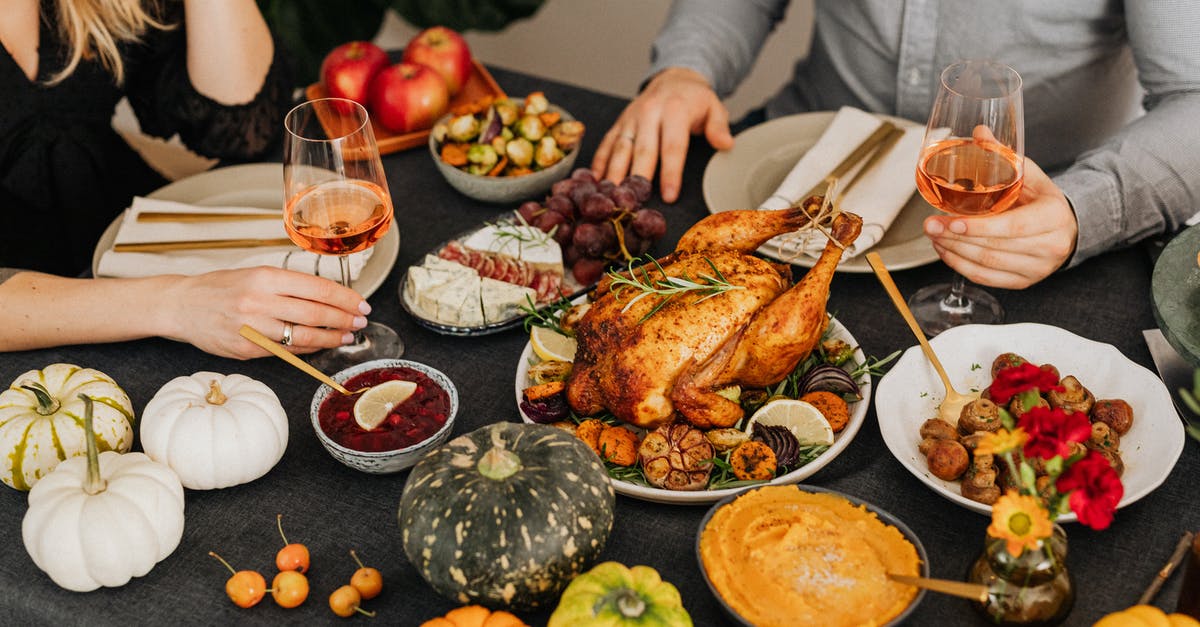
428,103 -> 580,204
695,484 -> 928,627
310,359 -> 458,474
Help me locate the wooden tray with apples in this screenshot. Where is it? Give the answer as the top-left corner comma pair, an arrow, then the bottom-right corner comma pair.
306,60 -> 504,155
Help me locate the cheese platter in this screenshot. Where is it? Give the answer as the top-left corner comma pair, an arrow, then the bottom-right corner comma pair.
399,217 -> 586,336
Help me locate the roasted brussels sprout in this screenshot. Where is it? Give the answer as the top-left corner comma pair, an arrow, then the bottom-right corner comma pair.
524,91 -> 549,115
505,137 -> 535,168
515,114 -> 547,141
550,120 -> 586,151
534,136 -> 564,168
528,359 -> 572,385
447,114 -> 481,142
495,99 -> 520,126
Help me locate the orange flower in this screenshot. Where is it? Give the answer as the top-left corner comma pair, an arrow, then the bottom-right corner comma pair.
988,491 -> 1054,556
974,428 -> 1028,456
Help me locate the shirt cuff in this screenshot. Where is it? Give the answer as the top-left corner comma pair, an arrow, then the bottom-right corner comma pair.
1054,167 -> 1122,269
645,48 -> 723,96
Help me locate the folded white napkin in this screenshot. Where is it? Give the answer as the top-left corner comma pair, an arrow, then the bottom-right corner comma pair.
758,106 -> 928,259
96,197 -> 370,281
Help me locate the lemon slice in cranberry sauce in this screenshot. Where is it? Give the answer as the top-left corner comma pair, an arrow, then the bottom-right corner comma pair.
353,380 -> 418,431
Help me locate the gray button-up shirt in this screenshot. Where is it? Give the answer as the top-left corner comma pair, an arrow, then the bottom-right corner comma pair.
647,0 -> 1200,267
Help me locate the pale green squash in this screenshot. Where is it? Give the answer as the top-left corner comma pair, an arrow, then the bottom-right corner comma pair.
0,364 -> 134,490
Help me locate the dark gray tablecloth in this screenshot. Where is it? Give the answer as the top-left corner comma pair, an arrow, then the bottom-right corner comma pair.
1,67 -> 1196,627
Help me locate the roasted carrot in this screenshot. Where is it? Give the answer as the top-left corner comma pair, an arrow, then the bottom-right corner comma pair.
523,380 -> 565,402
538,111 -> 561,128
597,425 -> 639,466
440,142 -> 470,167
575,419 -> 606,456
486,155 -> 509,177
800,390 -> 850,433
729,441 -> 777,481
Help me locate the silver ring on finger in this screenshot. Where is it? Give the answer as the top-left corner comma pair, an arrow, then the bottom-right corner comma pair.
280,321 -> 294,346
619,130 -> 636,143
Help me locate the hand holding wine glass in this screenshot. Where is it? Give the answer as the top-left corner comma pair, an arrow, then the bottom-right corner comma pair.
283,98 -> 403,370
909,60 -> 1024,336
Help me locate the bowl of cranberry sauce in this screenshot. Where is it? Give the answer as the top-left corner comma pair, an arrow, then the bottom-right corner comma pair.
310,359 -> 458,474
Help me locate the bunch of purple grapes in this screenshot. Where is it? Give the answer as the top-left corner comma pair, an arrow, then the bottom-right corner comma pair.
516,168 -> 667,284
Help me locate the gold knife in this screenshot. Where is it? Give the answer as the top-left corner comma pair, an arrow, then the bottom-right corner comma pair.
136,211 -> 282,223
802,120 -> 899,199
112,238 -> 295,252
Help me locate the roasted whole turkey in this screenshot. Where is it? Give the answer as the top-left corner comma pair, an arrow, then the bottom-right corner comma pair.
566,200 -> 862,429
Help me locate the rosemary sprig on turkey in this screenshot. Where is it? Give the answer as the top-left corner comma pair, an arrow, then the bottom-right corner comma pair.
608,255 -> 745,322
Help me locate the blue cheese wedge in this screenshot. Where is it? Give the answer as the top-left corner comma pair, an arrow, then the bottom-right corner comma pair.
480,277 -> 536,324
425,274 -> 484,327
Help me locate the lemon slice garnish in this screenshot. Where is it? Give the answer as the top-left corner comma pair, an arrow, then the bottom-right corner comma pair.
353,380 -> 418,431
530,326 -> 577,363
745,399 -> 834,446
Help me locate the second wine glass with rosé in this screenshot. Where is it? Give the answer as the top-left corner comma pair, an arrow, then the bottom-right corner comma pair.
909,59 -> 1024,336
283,98 -> 403,370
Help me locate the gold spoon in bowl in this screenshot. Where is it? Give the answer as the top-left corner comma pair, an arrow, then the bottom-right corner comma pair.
866,253 -> 980,425
239,325 -> 421,431
887,573 -> 991,602
238,325 -> 359,396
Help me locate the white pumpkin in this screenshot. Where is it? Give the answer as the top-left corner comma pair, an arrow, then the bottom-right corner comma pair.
140,372 -> 288,490
23,396 -> 184,592
0,363 -> 134,490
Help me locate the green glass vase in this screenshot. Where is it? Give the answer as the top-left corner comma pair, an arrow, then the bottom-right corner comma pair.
967,524 -> 1074,625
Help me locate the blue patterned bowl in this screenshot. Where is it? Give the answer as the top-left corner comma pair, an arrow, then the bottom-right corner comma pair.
310,359 -> 458,474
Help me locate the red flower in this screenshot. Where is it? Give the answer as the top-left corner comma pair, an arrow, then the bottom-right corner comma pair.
1017,406 -> 1092,460
1056,450 -> 1124,530
989,363 -> 1064,405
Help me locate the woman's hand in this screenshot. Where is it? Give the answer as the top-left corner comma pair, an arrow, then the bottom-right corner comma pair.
160,267 -> 370,359
923,158 -> 1078,289
592,67 -> 734,203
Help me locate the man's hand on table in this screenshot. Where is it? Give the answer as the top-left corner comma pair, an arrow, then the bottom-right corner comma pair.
592,67 -> 734,203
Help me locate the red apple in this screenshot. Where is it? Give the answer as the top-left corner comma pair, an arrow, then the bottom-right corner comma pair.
368,62 -> 450,134
320,41 -> 389,105
401,26 -> 472,96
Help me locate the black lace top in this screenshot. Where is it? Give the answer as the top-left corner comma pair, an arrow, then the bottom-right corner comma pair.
0,2 -> 292,275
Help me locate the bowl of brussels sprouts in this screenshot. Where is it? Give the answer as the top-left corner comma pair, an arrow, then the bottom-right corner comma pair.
429,92 -> 585,204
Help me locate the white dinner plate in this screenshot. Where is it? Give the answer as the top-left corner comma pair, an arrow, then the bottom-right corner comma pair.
702,111 -> 939,272
515,316 -> 871,505
90,163 -> 400,299
874,323 -> 1186,522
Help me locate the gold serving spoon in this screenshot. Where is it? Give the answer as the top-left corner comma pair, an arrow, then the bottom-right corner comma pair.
866,252 -> 980,425
238,325 -> 358,396
887,573 -> 991,603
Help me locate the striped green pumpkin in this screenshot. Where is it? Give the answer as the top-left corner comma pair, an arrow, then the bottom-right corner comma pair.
399,422 -> 615,610
0,364 -> 134,490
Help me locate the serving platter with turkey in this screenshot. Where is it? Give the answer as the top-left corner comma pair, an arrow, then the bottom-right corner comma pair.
514,200 -> 878,504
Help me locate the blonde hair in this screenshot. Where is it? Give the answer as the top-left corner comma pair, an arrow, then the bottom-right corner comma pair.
47,0 -> 172,85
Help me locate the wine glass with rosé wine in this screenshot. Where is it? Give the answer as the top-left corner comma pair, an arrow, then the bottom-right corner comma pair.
283,98 -> 403,370
908,59 -> 1024,336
